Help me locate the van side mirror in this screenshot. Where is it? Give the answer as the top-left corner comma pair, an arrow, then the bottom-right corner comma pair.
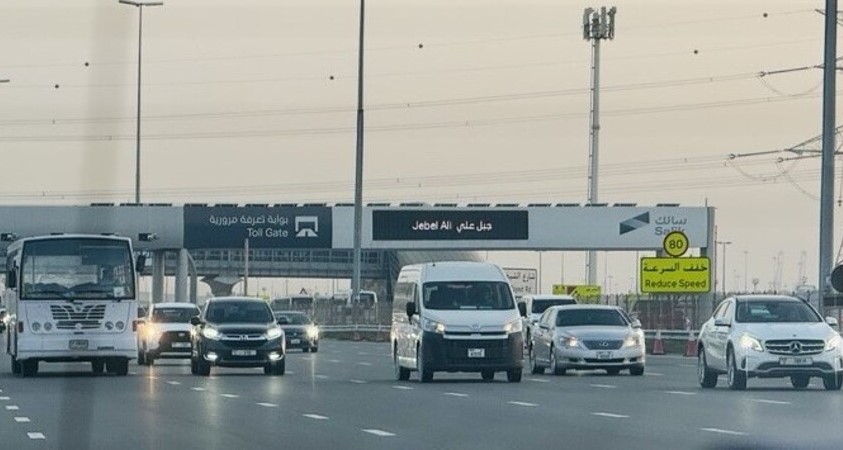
189,316 -> 202,326
826,317 -> 839,328
631,319 -> 642,329
135,254 -> 147,273
6,269 -> 16,289
517,302 -> 527,318
406,301 -> 417,318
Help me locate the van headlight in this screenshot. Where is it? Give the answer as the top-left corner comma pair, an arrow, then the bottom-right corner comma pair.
202,327 -> 220,340
265,327 -> 283,341
826,334 -> 843,352
739,334 -> 764,352
504,319 -> 522,334
423,319 -> 446,334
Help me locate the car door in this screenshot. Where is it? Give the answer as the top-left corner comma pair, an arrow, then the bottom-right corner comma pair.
709,300 -> 733,370
534,310 -> 553,363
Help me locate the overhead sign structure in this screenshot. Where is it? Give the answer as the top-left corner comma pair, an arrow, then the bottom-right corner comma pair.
503,268 -> 538,298
640,257 -> 711,294
553,284 -> 602,304
371,210 -> 528,241
662,231 -> 689,258
183,206 -> 332,249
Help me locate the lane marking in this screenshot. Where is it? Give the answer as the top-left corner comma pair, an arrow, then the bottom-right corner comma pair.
191,387 -> 206,392
0,396 -> 10,400
6,405 -> 20,411
590,384 -> 617,389
701,428 -> 748,436
315,375 -> 329,379
303,414 -> 329,420
358,362 -> 372,366
27,432 -> 46,440
357,352 -> 369,356
527,378 -> 549,383
753,399 -> 791,405
286,371 -> 295,375
349,379 -> 367,384
508,401 -> 538,407
679,364 -> 696,368
220,394 -> 239,398
645,372 -> 664,377
444,392 -> 469,397
257,403 -> 278,408
664,391 -> 697,396
166,381 -> 181,386
362,429 -> 396,437
14,417 -> 30,423
591,412 -> 629,419
129,372 -> 138,375
329,359 -> 341,363
392,385 -> 414,390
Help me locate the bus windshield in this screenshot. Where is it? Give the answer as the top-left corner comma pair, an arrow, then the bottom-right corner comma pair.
20,238 -> 135,300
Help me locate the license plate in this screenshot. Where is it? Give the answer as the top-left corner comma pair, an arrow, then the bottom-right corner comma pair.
69,340 -> 88,350
290,339 -> 301,345
468,348 -> 485,358
780,357 -> 813,366
596,351 -> 613,360
171,342 -> 191,348
232,349 -> 257,356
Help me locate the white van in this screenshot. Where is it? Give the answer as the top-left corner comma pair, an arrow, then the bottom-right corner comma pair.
520,294 -> 578,342
391,262 -> 524,383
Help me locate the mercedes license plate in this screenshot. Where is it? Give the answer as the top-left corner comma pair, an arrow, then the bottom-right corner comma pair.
232,349 -> 257,357
290,339 -> 301,345
780,357 -> 812,366
171,342 -> 191,348
69,340 -> 89,350
467,348 -> 485,358
596,351 -> 613,360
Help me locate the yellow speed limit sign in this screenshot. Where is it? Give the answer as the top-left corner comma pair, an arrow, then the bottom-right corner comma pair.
662,231 -> 689,258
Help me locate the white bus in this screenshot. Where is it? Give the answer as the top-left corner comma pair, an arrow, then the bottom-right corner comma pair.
4,234 -> 142,377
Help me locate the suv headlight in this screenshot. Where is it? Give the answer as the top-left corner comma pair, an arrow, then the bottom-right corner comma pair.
202,327 -> 220,340
266,327 -> 283,341
739,334 -> 763,352
306,325 -> 319,339
423,319 -> 446,334
503,319 -> 522,334
623,334 -> 642,348
826,334 -> 843,352
561,336 -> 580,348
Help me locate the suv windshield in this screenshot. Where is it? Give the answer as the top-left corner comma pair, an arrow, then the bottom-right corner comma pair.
532,298 -> 577,314
423,281 -> 514,310
735,300 -> 822,323
556,309 -> 628,327
152,307 -> 200,323
275,313 -> 311,325
205,301 -> 274,324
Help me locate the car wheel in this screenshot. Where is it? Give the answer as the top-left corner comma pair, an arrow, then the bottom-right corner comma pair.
302,347 -> 310,353
506,368 -> 522,383
195,357 -> 211,377
790,375 -> 810,389
92,359 -> 105,374
529,345 -> 544,375
606,368 -> 621,376
11,355 -> 21,374
137,350 -> 146,366
727,348 -> 747,391
190,357 -> 198,375
629,366 -> 645,376
698,348 -> 718,389
20,359 -> 38,378
107,358 -> 129,376
416,344 -> 433,383
823,373 -> 843,391
272,359 -> 286,375
394,346 -> 410,381
144,353 -> 155,366
550,346 -> 566,376
481,370 -> 495,382
311,347 -> 319,353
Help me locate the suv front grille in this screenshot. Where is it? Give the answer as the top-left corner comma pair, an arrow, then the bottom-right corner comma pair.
764,339 -> 825,356
220,333 -> 267,348
582,340 -> 623,350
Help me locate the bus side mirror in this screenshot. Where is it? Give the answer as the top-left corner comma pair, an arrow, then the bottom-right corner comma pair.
6,270 -> 16,289
517,302 -> 527,318
406,301 -> 417,318
135,255 -> 147,273
189,316 -> 202,326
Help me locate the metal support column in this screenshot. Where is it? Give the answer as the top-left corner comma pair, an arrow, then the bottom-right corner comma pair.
175,249 -> 189,302
819,0 -> 838,313
151,250 -> 165,303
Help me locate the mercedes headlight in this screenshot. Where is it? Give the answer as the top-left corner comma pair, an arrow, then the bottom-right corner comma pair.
265,327 -> 283,341
503,319 -> 522,334
561,336 -> 580,348
739,334 -> 763,352
202,327 -> 220,340
306,325 -> 319,339
423,319 -> 446,334
623,334 -> 642,348
826,334 -> 843,352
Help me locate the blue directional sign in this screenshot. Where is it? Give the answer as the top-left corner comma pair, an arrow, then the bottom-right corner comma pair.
183,206 -> 332,249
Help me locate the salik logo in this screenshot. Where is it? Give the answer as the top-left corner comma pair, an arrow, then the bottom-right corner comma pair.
619,212 -> 650,235
295,216 -> 319,238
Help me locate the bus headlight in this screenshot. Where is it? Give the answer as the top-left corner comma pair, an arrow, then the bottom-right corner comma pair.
116,321 -> 125,331
43,322 -> 53,331
31,322 -> 41,332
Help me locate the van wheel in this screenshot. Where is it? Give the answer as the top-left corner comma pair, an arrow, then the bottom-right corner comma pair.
21,359 -> 38,378
416,345 -> 433,383
11,355 -> 21,374
507,369 -> 522,382
394,347 -> 410,381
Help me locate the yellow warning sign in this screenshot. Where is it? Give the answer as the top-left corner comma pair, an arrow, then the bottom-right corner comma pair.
552,284 -> 602,303
640,257 -> 711,294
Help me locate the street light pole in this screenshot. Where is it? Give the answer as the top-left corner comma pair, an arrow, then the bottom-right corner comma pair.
819,0 -> 838,313
743,250 -> 748,293
716,241 -> 732,297
119,0 -> 163,204
351,0 -> 366,306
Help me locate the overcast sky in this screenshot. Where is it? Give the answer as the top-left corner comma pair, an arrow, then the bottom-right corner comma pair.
0,0 -> 839,296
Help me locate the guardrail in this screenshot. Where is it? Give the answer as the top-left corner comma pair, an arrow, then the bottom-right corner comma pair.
644,330 -> 698,341
318,324 -> 391,333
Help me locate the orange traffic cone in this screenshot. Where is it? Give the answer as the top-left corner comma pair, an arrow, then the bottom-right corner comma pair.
651,330 -> 665,355
684,329 -> 698,357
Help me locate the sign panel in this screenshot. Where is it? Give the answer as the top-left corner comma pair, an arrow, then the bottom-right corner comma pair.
371,210 -> 528,241
552,284 -> 602,304
662,231 -> 689,258
183,206 -> 332,249
503,268 -> 538,298
640,257 -> 711,294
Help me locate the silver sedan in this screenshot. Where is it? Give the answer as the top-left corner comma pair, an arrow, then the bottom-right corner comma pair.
528,305 -> 645,376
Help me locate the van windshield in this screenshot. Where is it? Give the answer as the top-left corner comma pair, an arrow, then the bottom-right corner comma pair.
423,282 -> 514,310
532,298 -> 577,314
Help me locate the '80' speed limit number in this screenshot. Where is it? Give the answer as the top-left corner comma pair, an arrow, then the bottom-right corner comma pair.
662,231 -> 689,258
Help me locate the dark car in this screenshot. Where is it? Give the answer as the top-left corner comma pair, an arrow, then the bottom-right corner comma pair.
190,297 -> 285,376
274,311 -> 319,353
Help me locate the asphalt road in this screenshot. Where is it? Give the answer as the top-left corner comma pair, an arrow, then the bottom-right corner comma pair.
2,339 -> 843,450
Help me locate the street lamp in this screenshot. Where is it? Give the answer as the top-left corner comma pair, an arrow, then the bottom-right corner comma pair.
119,0 -> 163,204
351,0 -> 366,306
716,240 -> 732,297
743,250 -> 748,293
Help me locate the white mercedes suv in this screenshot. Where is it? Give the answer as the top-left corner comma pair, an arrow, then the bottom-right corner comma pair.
697,295 -> 843,391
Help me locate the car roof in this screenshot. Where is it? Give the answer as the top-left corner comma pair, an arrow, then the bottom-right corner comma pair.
273,310 -> 308,315
733,295 -> 803,302
526,295 -> 576,301
152,302 -> 200,309
550,304 -> 620,311
207,296 -> 268,303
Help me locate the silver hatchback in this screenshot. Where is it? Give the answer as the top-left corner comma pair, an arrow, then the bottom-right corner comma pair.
528,305 -> 646,376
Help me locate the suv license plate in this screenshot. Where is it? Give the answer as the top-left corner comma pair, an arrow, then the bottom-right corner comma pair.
69,340 -> 89,350
171,342 -> 191,348
467,348 -> 485,358
596,351 -> 613,360
232,350 -> 257,357
780,357 -> 812,366
290,339 -> 301,345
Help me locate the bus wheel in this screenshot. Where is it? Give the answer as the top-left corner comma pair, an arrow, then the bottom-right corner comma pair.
11,355 -> 21,374
21,360 -> 38,377
92,359 -> 105,374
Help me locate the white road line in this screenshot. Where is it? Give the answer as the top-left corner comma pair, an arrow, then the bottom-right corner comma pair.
191,387 -> 206,392
664,391 -> 697,396
358,362 -> 372,366
257,403 -> 278,408
349,379 -> 367,384
590,384 -> 617,389
444,392 -> 469,398
0,396 -> 10,400
357,352 -> 369,356
303,414 -> 329,420
644,372 -> 664,377
14,417 -> 30,423
392,385 -> 414,390
315,375 -> 329,379
753,399 -> 791,405
220,394 -> 239,398
591,412 -> 629,419
166,381 -> 181,386
362,429 -> 395,437
6,405 -> 20,411
679,364 -> 696,368
527,378 -> 549,383
286,371 -> 295,375
27,432 -> 46,440
129,372 -> 138,375
507,401 -> 538,407
701,428 -> 748,436
329,359 -> 341,363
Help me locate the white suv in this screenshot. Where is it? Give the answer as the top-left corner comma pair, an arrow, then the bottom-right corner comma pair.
137,303 -> 201,366
698,295 -> 843,390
